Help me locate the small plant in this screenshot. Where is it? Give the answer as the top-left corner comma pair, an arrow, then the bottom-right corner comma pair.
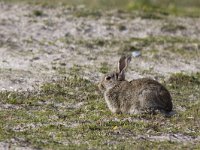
161,24 -> 186,32
99,62 -> 109,74
33,10 -> 44,17
74,10 -> 102,18
118,25 -> 127,31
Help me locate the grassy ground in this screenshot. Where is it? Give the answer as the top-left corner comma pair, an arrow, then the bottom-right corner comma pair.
1,0 -> 200,17
0,72 -> 200,149
0,0 -> 200,149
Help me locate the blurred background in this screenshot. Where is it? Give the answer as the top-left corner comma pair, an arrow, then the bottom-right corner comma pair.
2,0 -> 200,17
3,0 -> 200,7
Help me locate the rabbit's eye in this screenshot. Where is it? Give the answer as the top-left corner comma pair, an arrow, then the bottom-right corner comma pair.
105,76 -> 111,80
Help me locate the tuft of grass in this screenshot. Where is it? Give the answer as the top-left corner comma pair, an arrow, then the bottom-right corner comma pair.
99,62 -> 110,74
161,24 -> 187,33
69,65 -> 83,76
74,9 -> 102,18
32,10 -> 44,17
118,24 -> 127,31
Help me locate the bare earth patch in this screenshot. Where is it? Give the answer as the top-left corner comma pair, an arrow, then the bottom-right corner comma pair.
0,3 -> 200,90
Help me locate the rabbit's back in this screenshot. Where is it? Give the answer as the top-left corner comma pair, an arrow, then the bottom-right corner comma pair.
129,78 -> 172,113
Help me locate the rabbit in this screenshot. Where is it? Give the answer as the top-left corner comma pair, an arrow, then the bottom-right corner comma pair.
98,56 -> 173,115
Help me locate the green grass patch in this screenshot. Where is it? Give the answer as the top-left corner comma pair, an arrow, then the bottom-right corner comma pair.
74,9 -> 102,18
117,36 -> 200,57
58,35 -> 200,59
99,62 -> 110,74
161,24 -> 187,33
0,72 -> 200,149
166,73 -> 200,136
2,0 -> 200,17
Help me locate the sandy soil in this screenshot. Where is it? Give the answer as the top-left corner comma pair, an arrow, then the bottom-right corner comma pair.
0,3 -> 200,91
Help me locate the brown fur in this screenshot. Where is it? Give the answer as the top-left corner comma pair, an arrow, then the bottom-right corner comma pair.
99,56 -> 173,114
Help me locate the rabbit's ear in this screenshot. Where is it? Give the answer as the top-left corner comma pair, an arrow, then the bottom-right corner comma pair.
118,56 -> 131,73
118,56 -> 131,80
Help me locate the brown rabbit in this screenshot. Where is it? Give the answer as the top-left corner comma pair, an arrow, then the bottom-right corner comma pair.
98,56 -> 173,115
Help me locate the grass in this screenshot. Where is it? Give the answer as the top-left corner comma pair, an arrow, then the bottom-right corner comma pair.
32,10 -> 44,17
99,62 -> 110,74
74,9 -> 102,18
161,24 -> 187,33
66,36 -> 200,58
0,72 -> 200,149
1,0 -> 200,17
60,35 -> 200,49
